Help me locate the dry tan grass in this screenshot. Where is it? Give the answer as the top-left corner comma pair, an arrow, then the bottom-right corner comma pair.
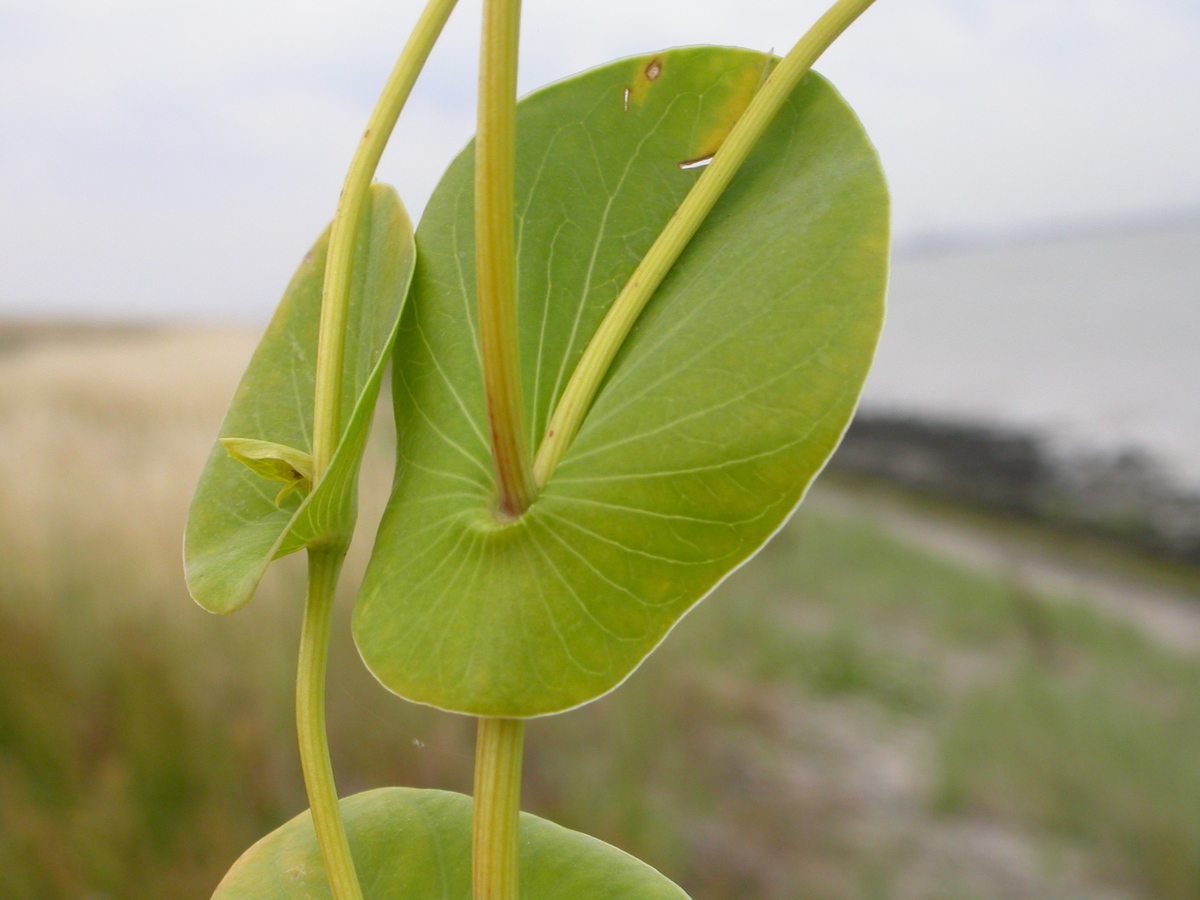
0,327 -> 392,625
0,329 -> 251,606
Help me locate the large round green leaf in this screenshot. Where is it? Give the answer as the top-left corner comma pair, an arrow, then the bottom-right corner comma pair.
185,184 -> 415,614
212,788 -> 688,899
356,47 -> 888,716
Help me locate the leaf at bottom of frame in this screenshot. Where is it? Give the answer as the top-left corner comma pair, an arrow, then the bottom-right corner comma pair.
212,787 -> 689,900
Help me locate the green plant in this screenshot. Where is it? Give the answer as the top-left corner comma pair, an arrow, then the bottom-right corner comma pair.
184,0 -> 888,897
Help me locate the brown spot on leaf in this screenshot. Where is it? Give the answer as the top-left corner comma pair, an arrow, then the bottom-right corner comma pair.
626,56 -> 666,107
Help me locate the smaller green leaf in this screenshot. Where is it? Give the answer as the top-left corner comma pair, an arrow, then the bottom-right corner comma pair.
184,183 -> 415,615
220,438 -> 314,506
212,787 -> 688,900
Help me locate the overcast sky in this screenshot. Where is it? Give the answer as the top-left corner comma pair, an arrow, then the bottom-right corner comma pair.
1,0 -> 1198,321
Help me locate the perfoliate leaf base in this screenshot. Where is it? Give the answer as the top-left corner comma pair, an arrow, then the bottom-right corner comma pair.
356,46 -> 888,716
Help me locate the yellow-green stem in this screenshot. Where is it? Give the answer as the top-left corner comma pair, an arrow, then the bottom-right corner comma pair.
473,718 -> 525,900
312,0 -> 460,478
476,0 -> 535,519
531,0 -> 880,487
297,544 -> 359,900
301,6 -> 459,898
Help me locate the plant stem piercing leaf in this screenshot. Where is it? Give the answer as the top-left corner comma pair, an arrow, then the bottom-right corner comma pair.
212,788 -> 689,900
356,46 -> 888,716
185,183 -> 415,614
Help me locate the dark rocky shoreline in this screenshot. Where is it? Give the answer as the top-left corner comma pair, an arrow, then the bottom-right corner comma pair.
831,412 -> 1200,564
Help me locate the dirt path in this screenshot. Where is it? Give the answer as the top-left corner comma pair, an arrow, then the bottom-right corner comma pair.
808,478 -> 1200,653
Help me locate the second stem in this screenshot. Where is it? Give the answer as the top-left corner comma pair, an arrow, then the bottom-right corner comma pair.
474,3 -> 528,898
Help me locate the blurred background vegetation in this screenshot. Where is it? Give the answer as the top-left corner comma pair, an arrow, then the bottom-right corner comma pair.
4,323 -> 1200,900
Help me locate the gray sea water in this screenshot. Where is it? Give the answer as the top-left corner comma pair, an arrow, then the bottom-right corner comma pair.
861,222 -> 1200,489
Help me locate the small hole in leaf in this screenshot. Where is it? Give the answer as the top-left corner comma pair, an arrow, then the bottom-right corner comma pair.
678,155 -> 713,171
645,59 -> 662,81
623,87 -> 630,111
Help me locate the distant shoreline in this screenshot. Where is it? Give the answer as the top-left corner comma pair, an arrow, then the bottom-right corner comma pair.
893,207 -> 1200,260
832,412 -> 1200,565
